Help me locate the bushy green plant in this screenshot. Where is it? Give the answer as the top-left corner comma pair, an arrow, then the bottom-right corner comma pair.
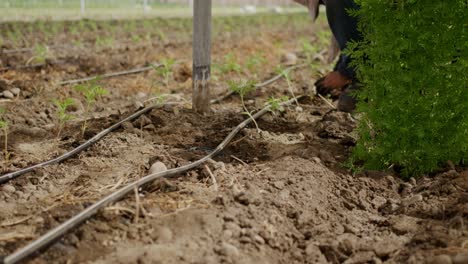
348,0 -> 467,177
53,98 -> 75,138
74,78 -> 109,136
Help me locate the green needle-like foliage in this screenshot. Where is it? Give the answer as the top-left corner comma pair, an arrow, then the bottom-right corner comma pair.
74,78 -> 109,136
53,98 -> 75,138
229,79 -> 260,132
348,0 -> 467,178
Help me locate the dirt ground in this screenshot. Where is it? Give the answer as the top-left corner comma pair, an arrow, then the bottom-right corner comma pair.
0,14 -> 467,264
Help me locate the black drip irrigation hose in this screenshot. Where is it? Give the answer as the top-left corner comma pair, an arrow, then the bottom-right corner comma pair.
0,62 -> 306,185
0,103 -> 177,185
59,63 -> 161,86
210,63 -> 307,104
1,96 -> 303,264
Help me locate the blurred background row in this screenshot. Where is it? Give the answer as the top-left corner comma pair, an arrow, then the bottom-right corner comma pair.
1,0 -> 306,21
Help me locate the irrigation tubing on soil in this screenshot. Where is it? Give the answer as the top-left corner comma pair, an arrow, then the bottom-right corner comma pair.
0,96 -> 303,264
59,63 -> 162,86
210,63 -> 307,104
0,63 -> 305,184
0,102 -> 179,185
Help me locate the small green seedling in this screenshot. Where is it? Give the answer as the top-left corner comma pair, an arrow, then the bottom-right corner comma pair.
53,98 -> 75,138
74,78 -> 109,136
26,44 -> 49,65
0,107 -> 9,161
300,38 -> 319,63
217,53 -> 242,74
246,52 -> 266,73
276,66 -> 299,106
267,96 -> 289,114
151,86 -> 168,105
153,59 -> 175,87
95,36 -> 114,47
228,79 -> 260,132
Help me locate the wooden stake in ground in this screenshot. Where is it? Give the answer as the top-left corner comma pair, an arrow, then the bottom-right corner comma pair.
192,0 -> 212,114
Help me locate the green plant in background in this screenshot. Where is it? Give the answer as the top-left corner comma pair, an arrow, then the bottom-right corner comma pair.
53,98 -> 75,138
151,87 -> 168,105
74,78 -> 109,136
275,66 -> 299,106
26,44 -> 49,65
0,108 -> 9,161
228,79 -> 260,132
246,52 -> 266,74
131,34 -> 142,43
216,53 -> 242,74
154,29 -> 167,42
300,38 -> 320,63
95,36 -> 114,48
348,0 -> 467,178
152,59 -> 175,87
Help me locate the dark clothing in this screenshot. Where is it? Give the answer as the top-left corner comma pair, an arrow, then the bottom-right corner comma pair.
323,0 -> 361,80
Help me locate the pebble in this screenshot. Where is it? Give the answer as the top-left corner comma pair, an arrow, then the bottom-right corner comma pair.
253,234 -> 265,245
10,87 -> 20,96
427,254 -> 452,264
281,52 -> 298,66
217,242 -> 239,257
2,184 -> 16,193
295,106 -> 303,112
273,181 -> 285,190
136,92 -> 147,99
121,121 -> 134,130
149,161 -> 167,175
3,90 -> 14,99
134,101 -> 144,109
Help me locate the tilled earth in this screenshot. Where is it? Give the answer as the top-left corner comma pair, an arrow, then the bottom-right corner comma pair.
0,14 -> 467,264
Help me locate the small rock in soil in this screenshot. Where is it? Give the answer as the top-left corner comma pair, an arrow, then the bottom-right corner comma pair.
2,184 -> 16,193
216,242 -> 239,257
134,101 -> 144,109
144,124 -> 156,130
0,79 -> 7,91
427,254 -> 452,264
253,234 -> 265,245
10,87 -> 21,96
3,90 -> 14,99
281,52 -> 298,66
121,121 -> 134,131
389,215 -> 419,235
149,161 -> 167,174
223,222 -> 241,238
